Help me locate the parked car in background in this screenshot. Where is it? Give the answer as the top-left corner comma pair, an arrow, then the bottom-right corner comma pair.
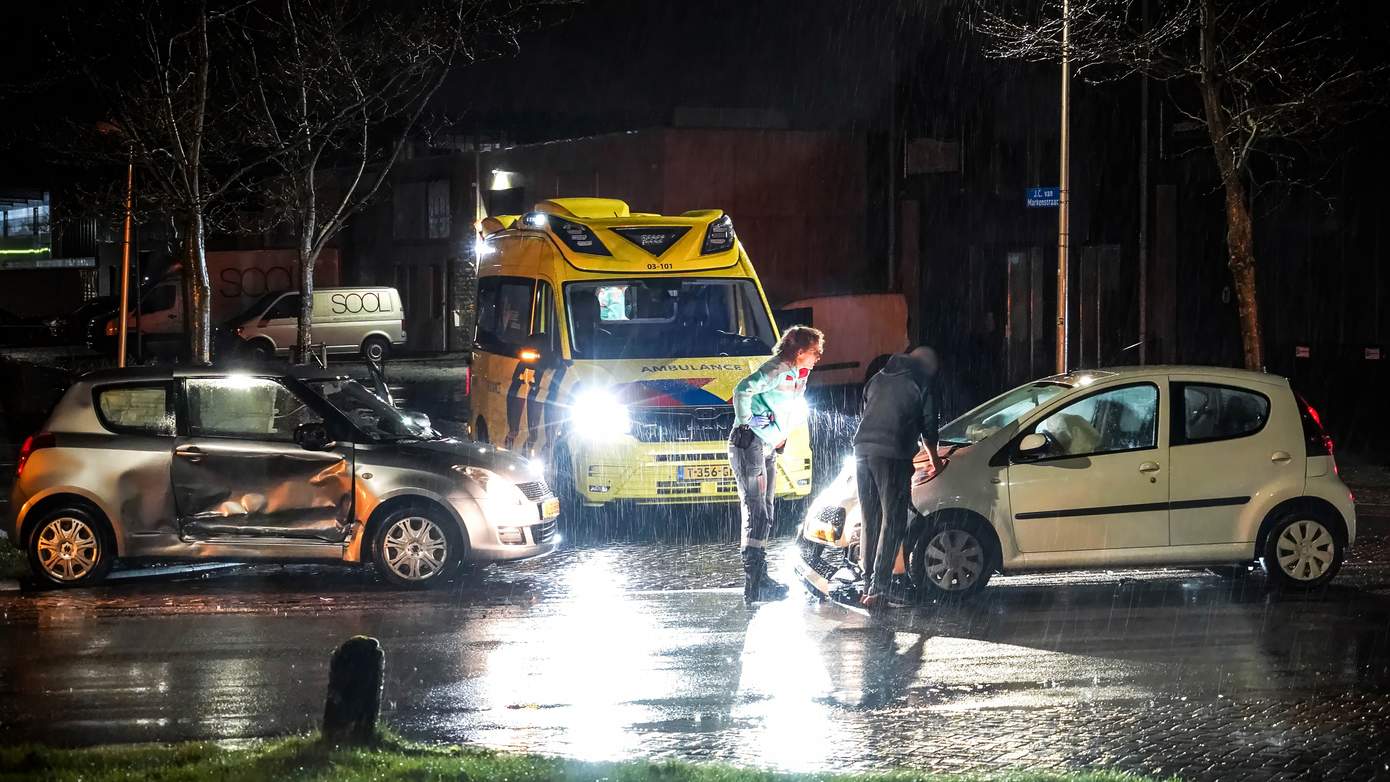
796,366 -> 1356,600
0,307 -> 58,347
224,286 -> 406,361
8,366 -> 558,588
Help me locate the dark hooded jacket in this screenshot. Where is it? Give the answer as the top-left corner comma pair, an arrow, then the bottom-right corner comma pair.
852,353 -> 938,459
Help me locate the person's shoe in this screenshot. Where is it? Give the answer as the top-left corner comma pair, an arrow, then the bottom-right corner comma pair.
757,568 -> 789,599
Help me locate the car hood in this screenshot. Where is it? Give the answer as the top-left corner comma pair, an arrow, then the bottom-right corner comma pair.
388,437 -> 538,481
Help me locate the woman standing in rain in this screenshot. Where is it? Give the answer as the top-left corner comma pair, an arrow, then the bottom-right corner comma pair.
729,325 -> 825,605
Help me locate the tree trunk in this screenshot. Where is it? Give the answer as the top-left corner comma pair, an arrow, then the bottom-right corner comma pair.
1221,176 -> 1264,370
296,242 -> 315,365
1197,0 -> 1263,371
184,210 -> 213,365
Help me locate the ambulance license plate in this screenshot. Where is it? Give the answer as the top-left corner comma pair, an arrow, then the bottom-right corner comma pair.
678,465 -> 733,481
540,498 -> 561,519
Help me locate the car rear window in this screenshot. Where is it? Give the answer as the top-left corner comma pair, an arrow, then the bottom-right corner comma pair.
1174,383 -> 1269,445
95,384 -> 174,436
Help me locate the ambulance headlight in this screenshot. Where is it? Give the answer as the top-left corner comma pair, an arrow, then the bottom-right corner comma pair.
701,214 -> 735,254
571,389 -> 631,439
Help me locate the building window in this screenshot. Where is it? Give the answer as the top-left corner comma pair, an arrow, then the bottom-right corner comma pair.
427,180 -> 450,239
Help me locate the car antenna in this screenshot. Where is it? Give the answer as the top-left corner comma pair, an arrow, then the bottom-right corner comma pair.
1100,340 -> 1144,369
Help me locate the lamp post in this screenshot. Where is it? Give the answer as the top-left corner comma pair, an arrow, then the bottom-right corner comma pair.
97,121 -> 136,368
1056,0 -> 1072,375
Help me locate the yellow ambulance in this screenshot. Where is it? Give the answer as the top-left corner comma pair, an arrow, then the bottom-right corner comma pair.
469,197 -> 814,515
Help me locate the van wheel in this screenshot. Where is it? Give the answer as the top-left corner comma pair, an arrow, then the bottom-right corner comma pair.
473,417 -> 490,444
242,338 -> 275,361
371,505 -> 463,588
1261,510 -> 1344,590
361,336 -> 390,362
26,506 -> 115,587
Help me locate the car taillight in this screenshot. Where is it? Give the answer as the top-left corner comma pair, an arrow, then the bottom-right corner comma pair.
464,366 -> 471,397
1296,394 -> 1334,456
16,432 -> 55,477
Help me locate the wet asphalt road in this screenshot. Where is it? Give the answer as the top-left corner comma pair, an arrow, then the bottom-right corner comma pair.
3,528 -> 1390,781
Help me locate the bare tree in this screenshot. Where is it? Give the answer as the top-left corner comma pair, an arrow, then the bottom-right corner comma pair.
972,0 -> 1385,370
63,0 -> 273,364
231,0 -> 549,363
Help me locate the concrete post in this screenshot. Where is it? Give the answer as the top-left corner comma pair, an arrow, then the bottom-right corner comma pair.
322,636 -> 385,745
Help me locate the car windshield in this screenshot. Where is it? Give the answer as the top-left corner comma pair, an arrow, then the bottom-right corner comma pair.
305,378 -> 436,441
565,278 -> 775,360
223,292 -> 282,327
939,381 -> 1071,445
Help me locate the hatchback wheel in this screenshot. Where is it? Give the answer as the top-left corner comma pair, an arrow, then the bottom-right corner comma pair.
912,516 -> 994,600
27,507 -> 114,587
372,507 -> 462,588
1262,511 -> 1343,590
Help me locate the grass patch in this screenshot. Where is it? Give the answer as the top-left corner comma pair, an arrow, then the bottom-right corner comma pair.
0,535 -> 26,580
0,734 -> 1172,782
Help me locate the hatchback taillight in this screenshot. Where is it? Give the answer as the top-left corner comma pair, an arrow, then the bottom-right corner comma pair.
1296,394 -> 1334,456
16,432 -> 55,478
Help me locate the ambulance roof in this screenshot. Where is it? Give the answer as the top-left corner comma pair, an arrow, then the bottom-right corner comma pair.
478,198 -> 743,274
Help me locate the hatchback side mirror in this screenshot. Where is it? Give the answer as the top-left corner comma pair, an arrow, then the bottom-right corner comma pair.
294,422 -> 334,451
1017,432 -> 1049,459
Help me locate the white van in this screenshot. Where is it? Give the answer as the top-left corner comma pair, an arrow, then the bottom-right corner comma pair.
227,287 -> 405,360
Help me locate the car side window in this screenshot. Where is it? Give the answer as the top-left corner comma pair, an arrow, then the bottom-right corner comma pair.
476,276 -> 535,354
95,384 -> 174,436
1033,384 -> 1158,458
185,377 -> 322,441
1177,383 -> 1269,444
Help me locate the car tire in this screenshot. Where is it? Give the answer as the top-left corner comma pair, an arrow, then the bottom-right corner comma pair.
1260,510 -> 1344,590
473,417 -> 490,444
361,336 -> 390,362
371,505 -> 464,589
910,514 -> 995,601
26,506 -> 115,588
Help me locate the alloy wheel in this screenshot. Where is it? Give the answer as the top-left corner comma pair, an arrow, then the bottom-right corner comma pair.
923,528 -> 985,591
382,516 -> 449,582
1275,519 -> 1336,581
35,516 -> 101,582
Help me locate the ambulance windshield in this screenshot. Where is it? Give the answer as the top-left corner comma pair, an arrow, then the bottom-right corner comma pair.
566,278 -> 776,359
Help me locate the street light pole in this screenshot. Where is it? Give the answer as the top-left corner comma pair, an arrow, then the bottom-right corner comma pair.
1056,0 -> 1072,375
117,147 -> 134,368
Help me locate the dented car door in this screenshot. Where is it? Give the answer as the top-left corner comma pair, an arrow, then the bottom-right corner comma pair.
173,376 -> 353,542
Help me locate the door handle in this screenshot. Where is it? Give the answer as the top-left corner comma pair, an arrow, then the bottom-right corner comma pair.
1138,462 -> 1161,473
176,446 -> 204,463
1271,451 -> 1293,464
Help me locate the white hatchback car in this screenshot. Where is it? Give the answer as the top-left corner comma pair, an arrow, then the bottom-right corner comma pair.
795,366 -> 1356,599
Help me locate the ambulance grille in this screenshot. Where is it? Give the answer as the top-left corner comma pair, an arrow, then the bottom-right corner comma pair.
630,406 -> 735,444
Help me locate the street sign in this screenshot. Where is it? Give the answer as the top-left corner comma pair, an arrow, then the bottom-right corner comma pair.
1026,187 -> 1060,208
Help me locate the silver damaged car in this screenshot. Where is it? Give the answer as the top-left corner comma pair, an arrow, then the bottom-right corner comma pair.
7,367 -> 559,587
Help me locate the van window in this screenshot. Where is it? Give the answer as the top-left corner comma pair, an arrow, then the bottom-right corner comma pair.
534,280 -> 558,352
476,276 -> 534,353
141,284 -> 176,312
565,278 -> 775,360
264,293 -> 301,320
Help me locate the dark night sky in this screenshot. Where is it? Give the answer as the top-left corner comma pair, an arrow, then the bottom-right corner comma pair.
0,0 -> 925,186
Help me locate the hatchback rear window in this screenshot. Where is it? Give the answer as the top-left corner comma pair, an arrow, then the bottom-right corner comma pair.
95,384 -> 174,436
1174,383 -> 1269,445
